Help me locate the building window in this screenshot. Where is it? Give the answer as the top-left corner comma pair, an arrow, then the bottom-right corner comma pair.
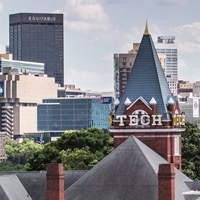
122,57 -> 126,66
174,136 -> 180,155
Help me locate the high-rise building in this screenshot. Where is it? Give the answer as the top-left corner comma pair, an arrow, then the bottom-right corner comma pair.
9,13 -> 64,86
114,43 -> 140,98
0,68 -> 57,141
155,36 -> 178,96
0,132 -> 6,162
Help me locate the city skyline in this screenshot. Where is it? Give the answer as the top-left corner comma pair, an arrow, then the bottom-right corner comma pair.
0,0 -> 199,91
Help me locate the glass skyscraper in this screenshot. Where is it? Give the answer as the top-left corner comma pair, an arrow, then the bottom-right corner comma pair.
9,13 -> 64,86
37,98 -> 113,135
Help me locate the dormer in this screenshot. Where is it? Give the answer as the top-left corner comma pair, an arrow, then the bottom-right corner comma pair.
125,96 -> 152,115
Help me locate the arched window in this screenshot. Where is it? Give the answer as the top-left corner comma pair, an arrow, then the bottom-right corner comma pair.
132,110 -> 148,125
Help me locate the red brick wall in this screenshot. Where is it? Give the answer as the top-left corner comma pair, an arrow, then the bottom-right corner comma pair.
158,164 -> 175,200
46,163 -> 65,200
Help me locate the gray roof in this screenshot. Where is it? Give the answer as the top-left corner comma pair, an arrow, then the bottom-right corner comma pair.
0,137 -> 192,200
116,34 -> 172,120
65,136 -> 191,200
0,171 -> 87,200
0,174 -> 32,200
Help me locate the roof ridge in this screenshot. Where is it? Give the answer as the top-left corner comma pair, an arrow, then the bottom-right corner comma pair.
133,136 -> 164,176
64,137 -> 134,192
149,35 -> 171,119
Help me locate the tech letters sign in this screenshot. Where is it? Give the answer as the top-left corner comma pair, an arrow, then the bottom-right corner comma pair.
115,114 -> 185,126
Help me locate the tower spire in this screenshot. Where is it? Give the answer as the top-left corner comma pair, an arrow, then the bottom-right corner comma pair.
144,19 -> 150,35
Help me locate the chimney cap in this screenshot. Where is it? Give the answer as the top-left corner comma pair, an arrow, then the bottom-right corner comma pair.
124,98 -> 131,105
149,97 -> 157,105
114,98 -> 120,106
168,97 -> 175,105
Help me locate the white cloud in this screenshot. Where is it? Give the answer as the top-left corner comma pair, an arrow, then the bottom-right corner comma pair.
0,2 -> 3,12
0,44 -> 5,53
67,21 -> 109,32
178,58 -> 189,70
158,0 -> 188,5
66,66 -> 114,91
170,22 -> 200,53
67,68 -> 101,88
102,52 -> 113,62
59,0 -> 110,32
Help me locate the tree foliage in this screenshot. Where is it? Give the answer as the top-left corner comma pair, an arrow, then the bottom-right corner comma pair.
0,161 -> 24,171
0,138 -> 43,171
182,121 -> 200,181
25,128 -> 113,171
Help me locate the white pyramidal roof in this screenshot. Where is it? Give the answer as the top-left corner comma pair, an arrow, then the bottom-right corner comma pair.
168,97 -> 175,105
114,98 -> 120,106
124,98 -> 131,105
149,97 -> 157,105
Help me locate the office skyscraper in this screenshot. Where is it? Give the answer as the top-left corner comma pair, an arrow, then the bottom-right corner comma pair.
155,36 -> 178,96
114,43 -> 140,98
9,13 -> 64,86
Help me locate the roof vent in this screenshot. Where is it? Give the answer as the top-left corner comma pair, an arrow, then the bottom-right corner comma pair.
149,97 -> 157,105
168,97 -> 174,105
124,98 -> 131,105
114,98 -> 120,106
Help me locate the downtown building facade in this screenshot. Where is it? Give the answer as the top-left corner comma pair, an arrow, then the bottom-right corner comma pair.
114,43 -> 140,98
0,68 -> 57,141
155,36 -> 178,96
9,13 -> 64,86
0,54 -> 44,75
37,97 -> 113,137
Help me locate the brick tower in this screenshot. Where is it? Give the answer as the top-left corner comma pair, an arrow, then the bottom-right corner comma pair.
110,22 -> 185,170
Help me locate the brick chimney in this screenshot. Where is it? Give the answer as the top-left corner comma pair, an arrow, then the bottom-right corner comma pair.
46,163 -> 65,200
158,163 -> 175,200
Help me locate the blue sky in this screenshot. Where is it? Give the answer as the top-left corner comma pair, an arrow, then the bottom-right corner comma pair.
0,0 -> 200,91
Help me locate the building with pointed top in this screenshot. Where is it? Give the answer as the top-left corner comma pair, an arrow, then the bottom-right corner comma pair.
111,22 -> 185,170
0,22 -> 197,200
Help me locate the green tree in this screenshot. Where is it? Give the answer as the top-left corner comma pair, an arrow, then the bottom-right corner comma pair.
1,137 -> 43,171
0,161 -> 24,171
182,121 -> 200,180
25,128 -> 113,171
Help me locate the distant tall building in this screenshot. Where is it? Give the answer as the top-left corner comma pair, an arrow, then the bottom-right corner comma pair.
9,13 -> 64,86
114,43 -> 140,98
155,36 -> 178,96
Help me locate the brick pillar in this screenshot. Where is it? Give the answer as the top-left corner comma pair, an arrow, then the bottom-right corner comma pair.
158,163 -> 175,200
46,163 -> 65,200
